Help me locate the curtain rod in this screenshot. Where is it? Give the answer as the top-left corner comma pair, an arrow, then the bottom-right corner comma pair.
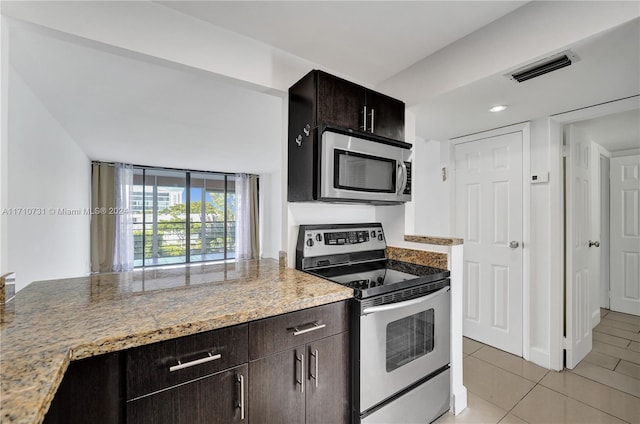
91,160 -> 258,177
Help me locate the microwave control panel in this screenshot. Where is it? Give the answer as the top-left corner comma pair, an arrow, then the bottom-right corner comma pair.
403,162 -> 412,195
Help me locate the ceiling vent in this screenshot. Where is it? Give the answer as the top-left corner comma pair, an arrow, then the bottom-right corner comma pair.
507,50 -> 579,83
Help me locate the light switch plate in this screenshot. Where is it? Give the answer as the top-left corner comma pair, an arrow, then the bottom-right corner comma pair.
531,172 -> 549,183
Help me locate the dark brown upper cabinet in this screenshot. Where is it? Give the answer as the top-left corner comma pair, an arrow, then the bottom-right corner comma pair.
364,89 -> 405,140
316,71 -> 366,131
291,70 -> 405,142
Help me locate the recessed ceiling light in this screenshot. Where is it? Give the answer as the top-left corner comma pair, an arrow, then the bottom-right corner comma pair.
489,105 -> 508,113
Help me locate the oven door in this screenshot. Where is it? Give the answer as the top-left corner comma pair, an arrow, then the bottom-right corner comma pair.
359,286 -> 450,412
320,128 -> 411,203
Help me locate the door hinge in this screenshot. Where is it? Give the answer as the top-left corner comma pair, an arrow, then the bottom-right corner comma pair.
562,146 -> 569,157
562,337 -> 570,349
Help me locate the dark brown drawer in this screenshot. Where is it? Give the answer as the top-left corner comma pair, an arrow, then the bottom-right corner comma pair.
127,364 -> 248,424
249,301 -> 348,360
127,324 -> 248,399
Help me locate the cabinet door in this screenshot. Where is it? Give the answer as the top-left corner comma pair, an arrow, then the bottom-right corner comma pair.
44,353 -> 124,424
317,71 -> 366,131
306,332 -> 350,424
365,90 -> 405,140
249,347 -> 306,424
127,364 -> 248,424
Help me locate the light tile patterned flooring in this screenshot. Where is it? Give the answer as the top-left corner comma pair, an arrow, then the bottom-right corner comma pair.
435,309 -> 640,424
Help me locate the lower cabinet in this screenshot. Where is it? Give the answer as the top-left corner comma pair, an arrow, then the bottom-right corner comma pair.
305,332 -> 350,424
248,299 -> 350,424
249,348 -> 305,423
127,364 -> 248,424
43,352 -> 124,424
43,301 -> 350,424
249,332 -> 350,424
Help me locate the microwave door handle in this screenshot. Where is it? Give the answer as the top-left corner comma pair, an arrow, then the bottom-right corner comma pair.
400,160 -> 408,194
396,161 -> 407,195
362,286 -> 450,316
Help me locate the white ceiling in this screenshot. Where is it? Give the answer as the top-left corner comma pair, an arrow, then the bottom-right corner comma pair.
414,18 -> 640,140
158,1 -> 527,86
572,109 -> 640,153
6,1 -> 639,172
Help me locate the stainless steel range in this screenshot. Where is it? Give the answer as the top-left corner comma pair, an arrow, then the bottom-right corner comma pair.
296,223 -> 451,423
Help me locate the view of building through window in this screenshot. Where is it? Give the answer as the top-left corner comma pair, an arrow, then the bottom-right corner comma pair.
132,167 -> 237,267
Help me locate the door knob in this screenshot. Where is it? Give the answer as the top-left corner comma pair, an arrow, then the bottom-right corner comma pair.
589,240 -> 600,248
510,241 -> 519,249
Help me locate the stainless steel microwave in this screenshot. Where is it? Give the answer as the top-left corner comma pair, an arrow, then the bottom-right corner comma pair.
319,127 -> 412,204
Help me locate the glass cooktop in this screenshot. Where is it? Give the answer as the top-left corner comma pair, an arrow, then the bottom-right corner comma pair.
309,259 -> 449,299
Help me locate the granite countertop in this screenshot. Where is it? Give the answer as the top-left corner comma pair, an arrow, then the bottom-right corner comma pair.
0,259 -> 353,424
404,235 -> 464,246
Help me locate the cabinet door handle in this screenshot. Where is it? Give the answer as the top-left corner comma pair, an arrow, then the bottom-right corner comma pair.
361,106 -> 367,131
236,372 -> 245,420
370,108 -> 375,133
169,352 -> 221,372
290,322 -> 326,336
309,349 -> 319,388
295,352 -> 304,393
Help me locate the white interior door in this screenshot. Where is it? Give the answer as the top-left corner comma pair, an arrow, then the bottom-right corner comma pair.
610,154 -> 640,316
565,126 -> 594,369
455,131 -> 523,356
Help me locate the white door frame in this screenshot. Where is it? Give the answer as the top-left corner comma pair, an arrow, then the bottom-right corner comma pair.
549,95 -> 640,370
450,122 -> 531,360
598,149 -> 612,310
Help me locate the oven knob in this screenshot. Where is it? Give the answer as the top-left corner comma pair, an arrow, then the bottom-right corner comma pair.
378,234 -> 384,241
306,238 -> 314,247
315,233 -> 322,242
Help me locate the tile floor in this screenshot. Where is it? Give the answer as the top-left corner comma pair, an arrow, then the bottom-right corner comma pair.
435,309 -> 640,424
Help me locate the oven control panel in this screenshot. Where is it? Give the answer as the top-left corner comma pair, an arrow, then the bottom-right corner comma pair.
299,224 -> 386,257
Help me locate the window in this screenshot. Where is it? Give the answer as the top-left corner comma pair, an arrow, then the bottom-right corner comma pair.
386,309 -> 435,372
132,167 -> 239,267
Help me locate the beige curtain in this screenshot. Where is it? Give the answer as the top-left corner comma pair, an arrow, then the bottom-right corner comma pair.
90,163 -> 116,273
248,175 -> 260,259
235,174 -> 260,260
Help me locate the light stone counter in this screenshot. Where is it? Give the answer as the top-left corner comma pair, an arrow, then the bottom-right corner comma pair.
0,259 -> 352,424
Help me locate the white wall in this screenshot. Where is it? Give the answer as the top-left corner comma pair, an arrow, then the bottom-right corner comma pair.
259,171 -> 283,260
6,68 -> 90,291
527,118 -> 555,367
409,138 -> 451,237
1,17 -> 8,274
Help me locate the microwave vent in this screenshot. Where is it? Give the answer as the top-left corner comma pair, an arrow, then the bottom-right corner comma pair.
507,50 -> 579,83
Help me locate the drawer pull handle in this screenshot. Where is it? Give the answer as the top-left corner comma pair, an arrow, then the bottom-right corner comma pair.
169,352 -> 221,372
291,322 -> 326,336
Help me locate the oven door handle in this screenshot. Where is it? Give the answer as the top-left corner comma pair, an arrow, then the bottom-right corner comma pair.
362,286 -> 450,316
